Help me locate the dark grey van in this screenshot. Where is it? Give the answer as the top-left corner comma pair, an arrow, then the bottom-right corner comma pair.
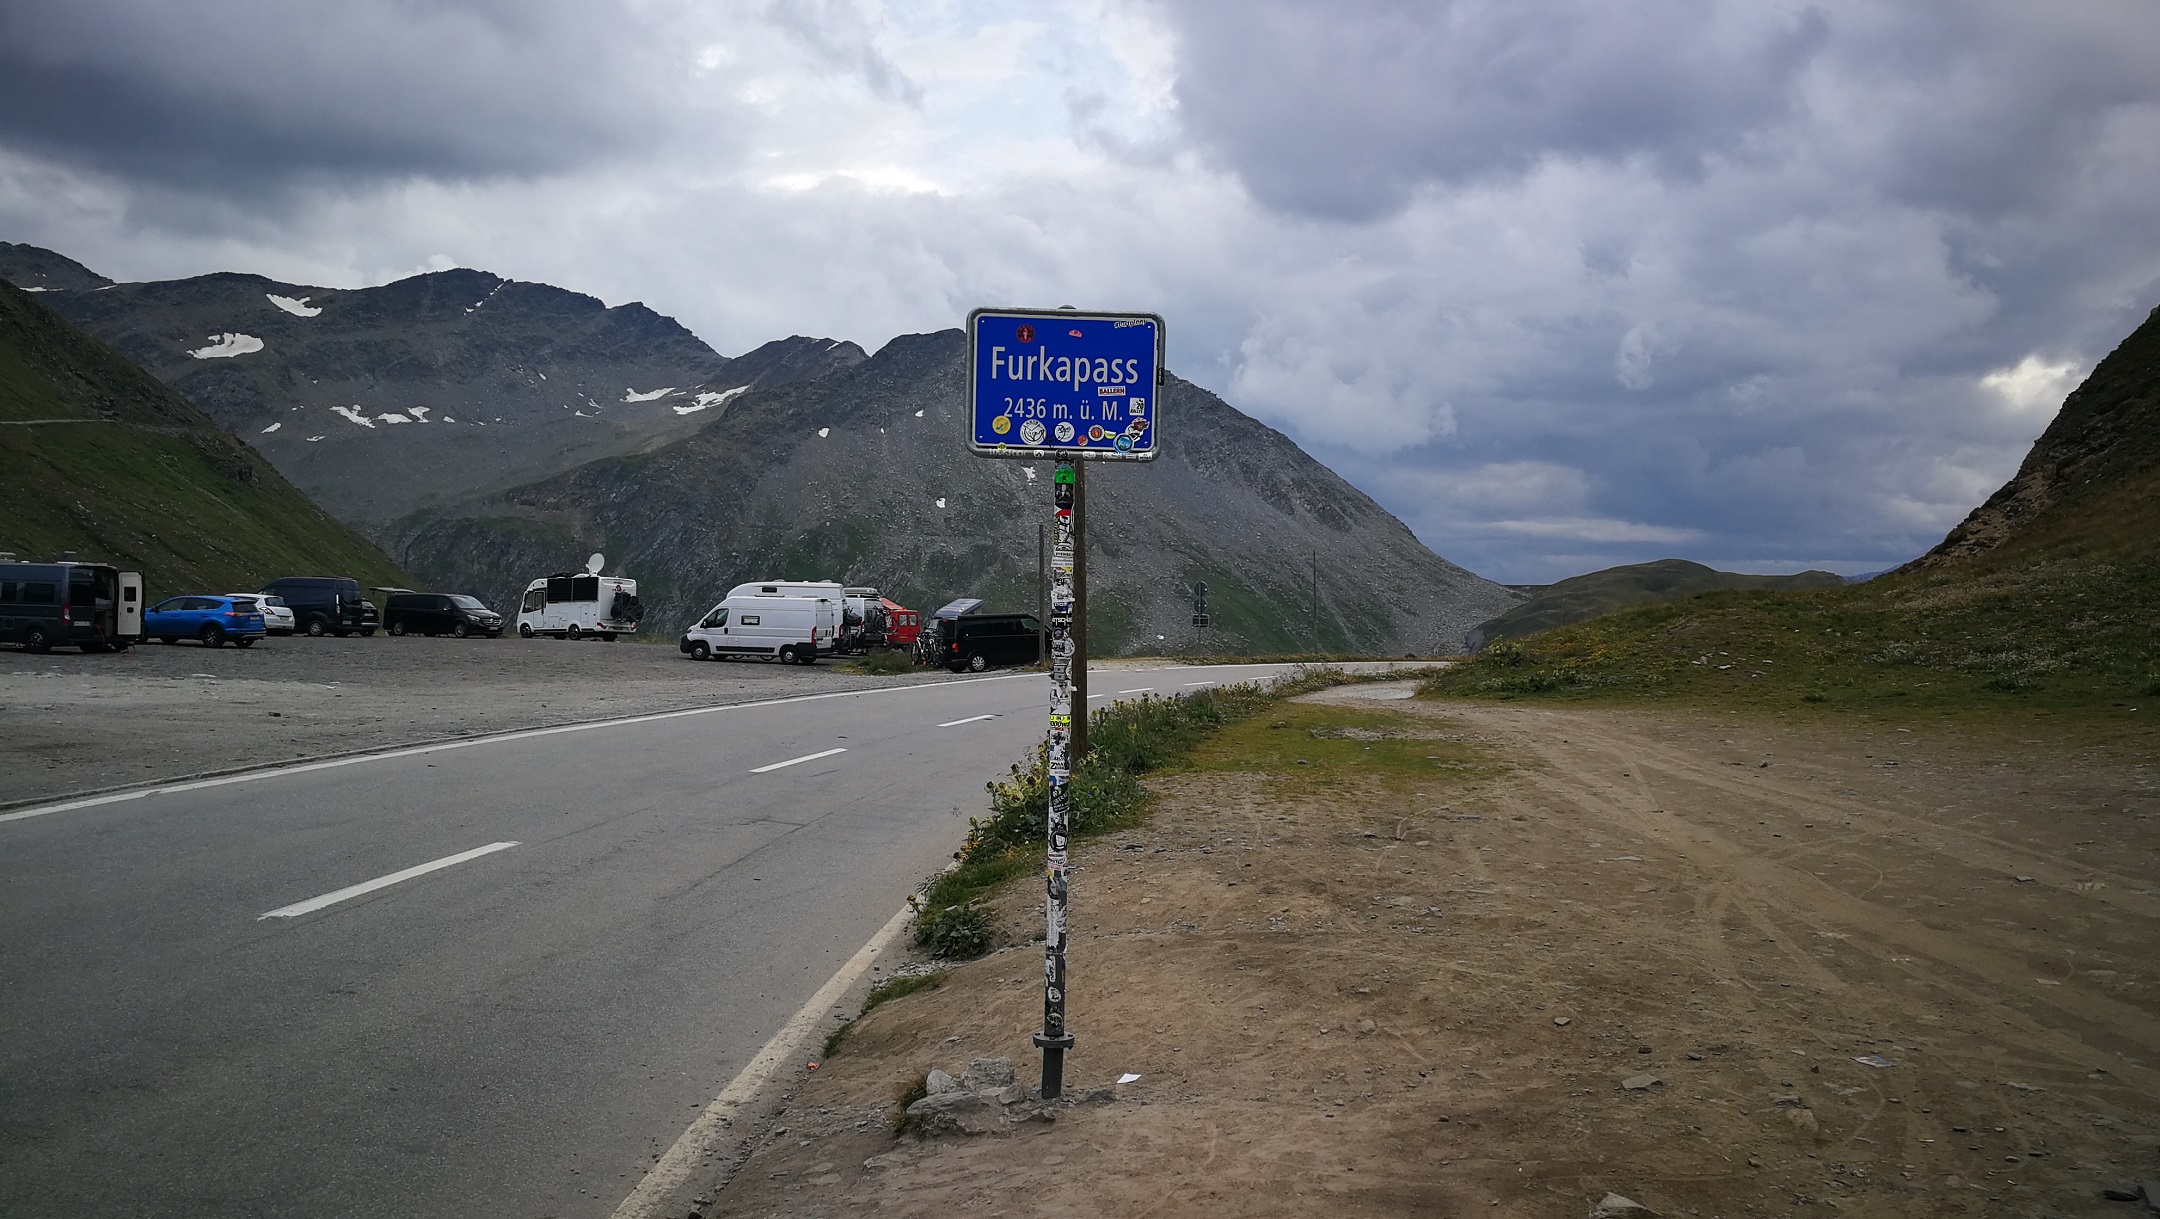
933,613 -> 1045,673
1,560 -> 133,652
260,575 -> 369,637
385,592 -> 502,638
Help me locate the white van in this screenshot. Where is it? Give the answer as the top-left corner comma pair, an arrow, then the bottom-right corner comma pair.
515,572 -> 642,640
678,594 -> 837,663
727,580 -> 845,601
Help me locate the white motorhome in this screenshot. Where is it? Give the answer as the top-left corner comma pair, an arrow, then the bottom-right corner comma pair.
678,593 -> 837,663
516,557 -> 642,640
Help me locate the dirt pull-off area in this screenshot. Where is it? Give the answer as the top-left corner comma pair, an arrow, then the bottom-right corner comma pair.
702,685 -> 2158,1218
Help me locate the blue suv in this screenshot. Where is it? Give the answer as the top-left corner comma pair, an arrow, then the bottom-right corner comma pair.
145,595 -> 268,647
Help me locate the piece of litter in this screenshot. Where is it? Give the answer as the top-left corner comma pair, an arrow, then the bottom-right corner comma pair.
1116,1073 -> 1141,1084
1853,1055 -> 1893,1068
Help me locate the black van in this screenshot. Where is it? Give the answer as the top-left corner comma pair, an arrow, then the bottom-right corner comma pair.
260,575 -> 370,637
385,592 -> 503,638
933,613 -> 1045,673
1,560 -> 129,652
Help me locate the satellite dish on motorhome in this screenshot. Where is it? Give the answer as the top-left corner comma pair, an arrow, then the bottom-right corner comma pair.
585,552 -> 605,575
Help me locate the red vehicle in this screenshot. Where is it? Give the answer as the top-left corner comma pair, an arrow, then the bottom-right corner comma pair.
881,599 -> 921,647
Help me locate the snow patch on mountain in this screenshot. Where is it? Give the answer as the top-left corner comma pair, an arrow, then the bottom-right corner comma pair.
407,406 -> 432,423
332,405 -> 374,428
674,385 -> 747,416
266,294 -> 321,317
623,386 -> 676,402
188,333 -> 264,359
261,421 -> 281,434
377,412 -> 412,424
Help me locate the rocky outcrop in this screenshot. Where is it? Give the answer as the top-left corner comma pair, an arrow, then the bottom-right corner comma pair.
1907,304 -> 2160,571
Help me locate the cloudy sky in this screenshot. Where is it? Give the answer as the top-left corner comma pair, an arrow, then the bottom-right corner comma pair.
4,0 -> 2157,583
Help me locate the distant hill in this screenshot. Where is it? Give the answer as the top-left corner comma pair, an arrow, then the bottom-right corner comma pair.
0,244 -> 863,529
0,280 -> 413,598
1428,304 -> 2160,710
390,328 -> 1517,655
1468,559 -> 1845,649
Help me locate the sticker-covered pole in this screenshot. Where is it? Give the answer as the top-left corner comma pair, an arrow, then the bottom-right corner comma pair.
1035,458 -> 1079,1098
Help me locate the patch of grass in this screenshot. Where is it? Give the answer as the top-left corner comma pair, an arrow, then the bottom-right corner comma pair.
1421,540 -> 2159,720
893,1072 -> 932,1134
1182,700 -> 1499,792
863,971 -> 947,1015
843,649 -> 918,676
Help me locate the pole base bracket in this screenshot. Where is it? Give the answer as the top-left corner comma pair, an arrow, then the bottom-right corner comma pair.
1032,1031 -> 1076,1051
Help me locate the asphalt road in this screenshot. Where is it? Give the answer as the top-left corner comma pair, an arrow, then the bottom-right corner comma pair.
0,661 -> 1319,1219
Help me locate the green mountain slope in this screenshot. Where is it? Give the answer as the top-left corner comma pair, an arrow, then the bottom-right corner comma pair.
1469,559 -> 1846,649
0,281 -> 414,598
1428,304 -> 2160,712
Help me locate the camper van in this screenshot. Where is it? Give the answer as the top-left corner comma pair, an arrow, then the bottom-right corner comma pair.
515,555 -> 642,640
0,555 -> 142,652
678,593 -> 838,663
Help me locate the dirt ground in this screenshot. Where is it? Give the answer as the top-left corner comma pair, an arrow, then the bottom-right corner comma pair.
701,684 -> 2160,1218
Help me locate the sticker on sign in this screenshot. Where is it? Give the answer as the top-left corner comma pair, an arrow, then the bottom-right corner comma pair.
967,307 -> 1164,461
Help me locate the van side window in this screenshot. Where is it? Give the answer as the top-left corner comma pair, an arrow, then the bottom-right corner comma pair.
701,609 -> 727,628
21,582 -> 55,604
522,587 -> 546,612
0,581 -> 15,602
572,575 -> 600,602
739,614 -> 761,626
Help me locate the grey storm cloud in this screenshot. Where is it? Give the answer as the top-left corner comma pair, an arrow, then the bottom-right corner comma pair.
0,0 -> 712,190
1159,0 -> 1831,220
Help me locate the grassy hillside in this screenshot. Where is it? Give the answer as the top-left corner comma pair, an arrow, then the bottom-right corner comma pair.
1469,558 -> 1846,648
1428,305 -> 2160,714
0,281 -> 415,599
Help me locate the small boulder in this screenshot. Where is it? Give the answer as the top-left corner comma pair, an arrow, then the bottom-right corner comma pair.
1590,1193 -> 1660,1218
925,1068 -> 961,1095
1620,1074 -> 1661,1092
962,1057 -> 1015,1090
906,1090 -> 1004,1138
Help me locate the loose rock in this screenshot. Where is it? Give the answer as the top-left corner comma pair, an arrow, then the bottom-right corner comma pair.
1620,1074 -> 1661,1092
1590,1193 -> 1660,1218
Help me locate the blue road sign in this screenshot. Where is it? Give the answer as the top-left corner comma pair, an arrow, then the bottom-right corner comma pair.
967,307 -> 1164,461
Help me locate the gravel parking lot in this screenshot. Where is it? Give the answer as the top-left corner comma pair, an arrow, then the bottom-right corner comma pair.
0,635 -> 956,808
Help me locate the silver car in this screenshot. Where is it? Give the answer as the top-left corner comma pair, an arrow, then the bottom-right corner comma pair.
231,593 -> 296,635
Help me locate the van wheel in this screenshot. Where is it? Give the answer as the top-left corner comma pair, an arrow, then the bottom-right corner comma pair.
199,625 -> 226,648
967,653 -> 989,672
565,624 -> 582,641
689,641 -> 710,661
306,618 -> 327,637
390,621 -> 407,636
519,623 -> 534,638
452,623 -> 470,639
600,632 -> 616,642
778,645 -> 798,664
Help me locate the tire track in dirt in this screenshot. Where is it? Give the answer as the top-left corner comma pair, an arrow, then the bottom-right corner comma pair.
1487,709 -> 2160,1093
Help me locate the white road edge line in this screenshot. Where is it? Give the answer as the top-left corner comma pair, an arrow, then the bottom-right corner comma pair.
0,673 -> 1033,826
936,714 -> 996,727
749,747 -> 846,774
259,841 -> 519,920
607,902 -> 914,1219
1117,688 -> 1153,694
1183,680 -> 1217,686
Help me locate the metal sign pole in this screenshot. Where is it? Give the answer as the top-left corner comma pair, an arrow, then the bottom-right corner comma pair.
1035,459 -> 1079,1097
